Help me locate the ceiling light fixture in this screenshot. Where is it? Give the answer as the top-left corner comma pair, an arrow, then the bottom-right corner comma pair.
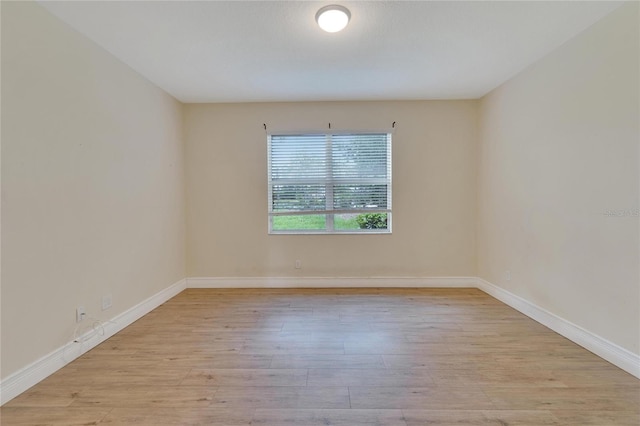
316,5 -> 351,33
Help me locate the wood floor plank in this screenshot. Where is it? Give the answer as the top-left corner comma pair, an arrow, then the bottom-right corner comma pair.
348,386 -> 496,410
551,367 -> 640,386
68,385 -> 218,408
2,288 -> 637,426
281,322 -> 372,333
0,407 -> 112,425
211,386 -> 351,409
345,340 -> 451,355
71,353 -> 274,370
240,340 -> 345,355
402,409 -> 559,425
484,385 -> 640,411
251,409 -> 407,425
179,368 -> 308,387
41,366 -> 191,387
551,410 -> 640,425
307,368 -> 433,387
383,353 -> 503,370
270,354 -> 385,369
4,383 -> 86,408
428,367 -> 569,388
99,407 -> 254,425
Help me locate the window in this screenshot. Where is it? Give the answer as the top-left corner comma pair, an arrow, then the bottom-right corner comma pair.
268,132 -> 392,234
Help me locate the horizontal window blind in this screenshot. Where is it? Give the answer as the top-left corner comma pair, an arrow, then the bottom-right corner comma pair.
268,132 -> 392,233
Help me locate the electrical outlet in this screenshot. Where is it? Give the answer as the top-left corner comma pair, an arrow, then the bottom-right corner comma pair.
505,270 -> 511,281
295,260 -> 302,269
76,306 -> 86,323
101,294 -> 112,311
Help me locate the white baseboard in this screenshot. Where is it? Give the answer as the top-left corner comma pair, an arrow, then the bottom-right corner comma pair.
476,278 -> 640,379
186,276 -> 477,289
0,278 -> 187,405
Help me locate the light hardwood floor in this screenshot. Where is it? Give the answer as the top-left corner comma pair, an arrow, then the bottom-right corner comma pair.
2,288 -> 638,425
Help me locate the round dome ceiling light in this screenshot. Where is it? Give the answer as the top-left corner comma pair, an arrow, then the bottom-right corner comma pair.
316,5 -> 351,33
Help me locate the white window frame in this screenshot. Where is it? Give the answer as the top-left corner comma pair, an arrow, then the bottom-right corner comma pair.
267,131 -> 392,235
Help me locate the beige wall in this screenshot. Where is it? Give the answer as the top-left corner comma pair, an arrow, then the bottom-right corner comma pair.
1,2 -> 186,378
185,101 -> 478,278
478,3 -> 639,354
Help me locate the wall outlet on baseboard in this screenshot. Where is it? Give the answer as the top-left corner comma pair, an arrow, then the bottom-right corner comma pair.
101,294 -> 113,311
505,270 -> 511,281
295,260 -> 302,269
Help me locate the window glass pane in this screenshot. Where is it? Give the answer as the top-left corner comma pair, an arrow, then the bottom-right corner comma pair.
270,135 -> 327,180
272,214 -> 326,231
333,184 -> 388,210
332,134 -> 389,179
272,185 -> 325,211
352,213 -> 388,230
334,213 -> 360,230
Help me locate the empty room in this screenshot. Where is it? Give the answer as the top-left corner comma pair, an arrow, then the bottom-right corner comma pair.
1,1 -> 639,425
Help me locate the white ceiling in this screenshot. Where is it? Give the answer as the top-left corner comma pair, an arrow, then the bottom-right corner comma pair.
38,1 -> 623,103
